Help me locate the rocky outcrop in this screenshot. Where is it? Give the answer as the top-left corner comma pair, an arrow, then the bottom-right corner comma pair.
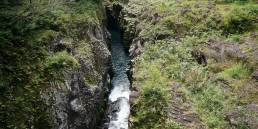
191,50 -> 207,66
46,24 -> 111,129
168,82 -> 205,129
226,104 -> 258,129
129,38 -> 144,58
252,70 -> 258,81
206,39 -> 247,62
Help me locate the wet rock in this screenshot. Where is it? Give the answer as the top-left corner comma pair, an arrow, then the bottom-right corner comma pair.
103,97 -> 130,128
126,60 -> 134,85
129,38 -> 144,58
105,97 -> 130,129
107,99 -> 122,121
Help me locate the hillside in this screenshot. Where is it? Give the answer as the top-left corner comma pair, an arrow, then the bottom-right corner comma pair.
113,0 -> 258,128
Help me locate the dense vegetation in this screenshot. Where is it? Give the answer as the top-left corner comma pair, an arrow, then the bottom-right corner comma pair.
124,0 -> 258,129
0,0 -> 103,128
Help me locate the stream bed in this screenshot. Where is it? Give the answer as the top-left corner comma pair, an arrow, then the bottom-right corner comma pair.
107,30 -> 130,129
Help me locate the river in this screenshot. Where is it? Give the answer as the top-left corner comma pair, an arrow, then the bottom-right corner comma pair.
107,29 -> 130,129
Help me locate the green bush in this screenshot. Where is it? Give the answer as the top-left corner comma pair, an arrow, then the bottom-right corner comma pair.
223,4 -> 258,34
132,49 -> 172,128
158,1 -> 223,37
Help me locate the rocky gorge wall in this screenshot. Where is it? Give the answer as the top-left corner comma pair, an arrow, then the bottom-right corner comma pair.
46,24 -> 111,129
0,1 -> 114,129
0,1 -> 116,129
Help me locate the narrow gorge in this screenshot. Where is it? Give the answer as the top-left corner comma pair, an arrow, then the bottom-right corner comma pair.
1,0 -> 258,129
103,4 -> 132,128
106,27 -> 130,129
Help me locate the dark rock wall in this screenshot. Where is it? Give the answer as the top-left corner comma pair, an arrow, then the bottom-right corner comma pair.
45,24 -> 111,129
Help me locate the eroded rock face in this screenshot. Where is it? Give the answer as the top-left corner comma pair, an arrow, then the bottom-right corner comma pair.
46,24 -> 111,129
206,39 -> 247,62
226,104 -> 258,129
129,38 -> 144,58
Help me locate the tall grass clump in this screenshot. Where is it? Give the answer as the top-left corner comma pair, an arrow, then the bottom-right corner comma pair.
218,63 -> 251,79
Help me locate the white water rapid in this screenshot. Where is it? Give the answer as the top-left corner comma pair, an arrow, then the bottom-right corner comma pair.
108,30 -> 130,129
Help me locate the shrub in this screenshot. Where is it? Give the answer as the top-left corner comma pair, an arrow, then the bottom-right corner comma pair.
133,88 -> 169,128
223,4 -> 258,34
159,1 -> 223,37
45,51 -> 79,80
218,63 -> 251,79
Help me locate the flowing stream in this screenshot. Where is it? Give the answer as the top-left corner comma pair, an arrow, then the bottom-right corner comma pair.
107,29 -> 130,129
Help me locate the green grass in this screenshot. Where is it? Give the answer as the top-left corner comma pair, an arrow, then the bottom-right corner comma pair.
128,0 -> 258,128
132,60 -> 171,129
193,83 -> 227,128
218,63 -> 251,79
45,51 -> 79,71
131,38 -> 231,128
222,3 -> 258,34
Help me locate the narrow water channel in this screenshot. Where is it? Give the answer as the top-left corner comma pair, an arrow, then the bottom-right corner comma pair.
107,29 -> 130,129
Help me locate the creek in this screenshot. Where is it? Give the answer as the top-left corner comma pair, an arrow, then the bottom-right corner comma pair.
107,28 -> 131,129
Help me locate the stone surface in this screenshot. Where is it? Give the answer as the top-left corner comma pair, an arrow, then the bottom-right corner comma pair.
226,104 -> 258,129
46,24 -> 111,129
206,39 -> 247,62
252,70 -> 258,81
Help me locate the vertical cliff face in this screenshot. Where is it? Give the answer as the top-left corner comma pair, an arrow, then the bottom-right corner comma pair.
46,24 -> 111,129
38,1 -> 115,128
0,1 -> 113,129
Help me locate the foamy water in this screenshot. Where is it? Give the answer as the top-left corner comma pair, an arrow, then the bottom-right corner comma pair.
108,30 -> 130,129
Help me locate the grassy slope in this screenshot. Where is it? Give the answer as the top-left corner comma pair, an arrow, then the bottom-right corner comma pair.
0,0 -> 103,128
127,0 -> 258,129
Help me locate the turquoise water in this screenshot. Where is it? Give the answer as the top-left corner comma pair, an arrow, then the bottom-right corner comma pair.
108,30 -> 130,129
